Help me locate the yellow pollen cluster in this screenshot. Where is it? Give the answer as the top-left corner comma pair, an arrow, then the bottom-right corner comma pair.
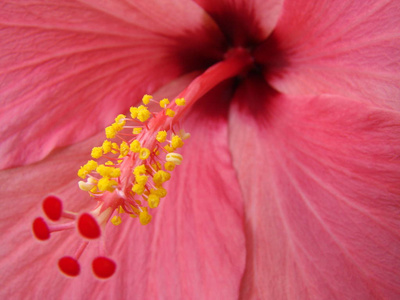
165,108 -> 175,117
104,114 -> 126,139
98,177 -> 118,192
156,131 -> 167,143
77,95 -> 189,227
139,148 -> 150,160
133,127 -> 142,134
91,147 -> 103,159
130,105 -> 151,122
171,135 -> 184,148
175,98 -> 186,106
111,215 -> 122,226
160,98 -> 169,108
78,160 -> 98,179
142,94 -> 153,105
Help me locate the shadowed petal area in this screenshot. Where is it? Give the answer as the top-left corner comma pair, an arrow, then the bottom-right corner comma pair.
0,0 -> 225,169
0,83 -> 245,299
229,78 -> 400,299
256,0 -> 400,110
194,0 -> 283,46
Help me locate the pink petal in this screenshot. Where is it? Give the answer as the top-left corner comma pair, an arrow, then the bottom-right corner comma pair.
229,79 -> 400,299
255,0 -> 400,110
0,0 -> 224,169
0,78 -> 245,298
194,0 -> 283,46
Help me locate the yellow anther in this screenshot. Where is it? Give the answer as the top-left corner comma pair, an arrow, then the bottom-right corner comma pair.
164,161 -> 175,171
97,165 -> 119,178
120,141 -> 129,157
175,98 -> 186,106
78,160 -> 98,179
96,165 -> 107,177
135,175 -> 148,185
139,148 -> 150,160
132,184 -> 145,195
151,187 -> 167,198
137,105 -> 150,122
78,167 -> 88,179
160,98 -> 169,108
164,145 -> 175,153
178,129 -> 191,140
111,216 -> 122,226
111,142 -> 119,154
112,121 -> 124,132
151,162 -> 162,171
165,108 -> 175,117
105,161 -> 114,165
78,180 -> 96,191
171,135 -> 184,148
105,126 -> 117,139
110,168 -> 121,178
134,165 -> 147,176
130,140 -> 141,153
153,170 -> 171,185
96,165 -> 119,178
91,147 -> 103,159
98,177 -> 117,192
85,160 -> 98,171
102,140 -> 112,153
115,114 -> 126,126
133,127 -> 142,134
130,106 -> 138,119
148,194 -> 160,209
156,130 -> 167,143
142,94 -> 153,105
166,152 -> 183,165
118,206 -> 125,214
139,207 -> 152,225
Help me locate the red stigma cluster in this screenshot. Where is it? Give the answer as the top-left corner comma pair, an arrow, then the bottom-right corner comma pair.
32,195 -> 115,278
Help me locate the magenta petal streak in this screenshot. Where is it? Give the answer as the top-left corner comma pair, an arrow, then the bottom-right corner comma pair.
229,79 -> 400,299
0,0 -> 224,169
257,0 -> 400,111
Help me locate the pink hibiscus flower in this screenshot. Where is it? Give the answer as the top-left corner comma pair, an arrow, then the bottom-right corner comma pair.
1,0 -> 399,299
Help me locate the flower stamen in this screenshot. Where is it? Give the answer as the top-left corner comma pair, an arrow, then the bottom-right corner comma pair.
32,48 -> 253,280
32,95 -> 189,279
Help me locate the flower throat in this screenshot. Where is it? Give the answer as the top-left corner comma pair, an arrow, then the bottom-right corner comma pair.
32,47 -> 253,279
